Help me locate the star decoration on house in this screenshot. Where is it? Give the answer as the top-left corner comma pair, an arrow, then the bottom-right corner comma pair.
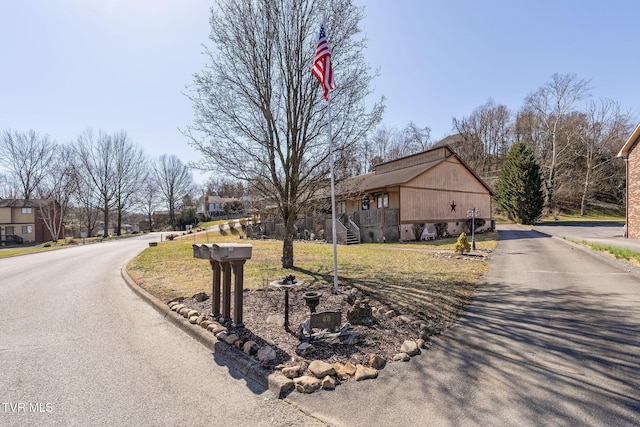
450,201 -> 456,212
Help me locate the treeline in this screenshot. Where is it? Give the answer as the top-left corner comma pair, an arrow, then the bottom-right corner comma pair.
355,73 -> 635,215
0,129 -> 194,240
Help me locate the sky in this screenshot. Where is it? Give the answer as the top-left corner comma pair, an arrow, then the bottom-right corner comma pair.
1,1 -> 639,183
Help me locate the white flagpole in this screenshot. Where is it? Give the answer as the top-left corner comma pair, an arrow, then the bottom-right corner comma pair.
328,90 -> 339,294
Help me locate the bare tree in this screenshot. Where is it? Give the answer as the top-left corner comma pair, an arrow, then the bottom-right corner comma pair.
74,129 -> 118,238
452,99 -> 513,176
35,144 -> 77,243
155,154 -> 193,230
0,130 -> 56,200
185,0 -> 383,268
137,172 -> 160,232
205,177 -> 246,199
112,132 -> 147,235
577,99 -> 632,215
523,73 -> 591,208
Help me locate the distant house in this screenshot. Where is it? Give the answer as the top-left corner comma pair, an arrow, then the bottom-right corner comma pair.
0,198 -> 64,244
197,194 -> 240,219
326,145 -> 493,244
617,123 -> 640,238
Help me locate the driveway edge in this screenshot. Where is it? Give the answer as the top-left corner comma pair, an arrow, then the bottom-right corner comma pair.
528,225 -> 640,278
120,266 -> 292,398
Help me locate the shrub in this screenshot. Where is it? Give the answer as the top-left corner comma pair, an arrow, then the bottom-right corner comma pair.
43,242 -> 51,248
454,232 -> 471,254
434,222 -> 449,237
412,223 -> 425,241
165,233 -> 179,241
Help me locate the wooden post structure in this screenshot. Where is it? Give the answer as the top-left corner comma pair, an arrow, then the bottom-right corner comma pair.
231,260 -> 247,327
210,259 -> 221,316
222,261 -> 232,321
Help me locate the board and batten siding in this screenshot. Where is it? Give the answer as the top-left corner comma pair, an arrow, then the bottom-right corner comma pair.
400,158 -> 491,223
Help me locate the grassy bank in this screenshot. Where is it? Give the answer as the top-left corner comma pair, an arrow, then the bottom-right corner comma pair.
578,241 -> 640,268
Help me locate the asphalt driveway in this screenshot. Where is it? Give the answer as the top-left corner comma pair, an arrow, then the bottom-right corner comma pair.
288,224 -> 640,426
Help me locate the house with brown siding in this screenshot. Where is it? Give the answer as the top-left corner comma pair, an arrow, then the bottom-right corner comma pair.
0,199 -> 63,244
617,123 -> 640,238
327,145 -> 493,243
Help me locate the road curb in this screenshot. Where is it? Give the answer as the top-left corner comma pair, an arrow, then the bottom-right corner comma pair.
120,266 -> 292,398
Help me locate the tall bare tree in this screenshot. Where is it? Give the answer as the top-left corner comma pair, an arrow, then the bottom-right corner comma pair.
137,172 -> 160,232
0,130 -> 56,201
577,99 -> 632,215
185,0 -> 383,268
522,73 -> 591,208
35,144 -> 77,243
74,129 -> 119,238
155,154 -> 193,230
112,133 -> 147,235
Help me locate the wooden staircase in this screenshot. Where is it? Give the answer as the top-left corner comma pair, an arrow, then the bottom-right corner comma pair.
346,228 -> 359,245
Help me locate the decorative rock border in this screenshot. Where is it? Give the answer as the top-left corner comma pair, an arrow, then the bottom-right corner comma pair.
166,298 -> 429,396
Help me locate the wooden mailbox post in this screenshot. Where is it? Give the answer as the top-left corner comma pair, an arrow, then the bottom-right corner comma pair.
193,243 -> 252,327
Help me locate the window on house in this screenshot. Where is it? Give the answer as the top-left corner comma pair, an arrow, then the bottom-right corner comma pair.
22,225 -> 33,234
337,201 -> 346,214
22,207 -> 32,214
377,193 -> 389,209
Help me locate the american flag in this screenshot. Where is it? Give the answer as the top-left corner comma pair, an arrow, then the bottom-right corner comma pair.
312,24 -> 335,101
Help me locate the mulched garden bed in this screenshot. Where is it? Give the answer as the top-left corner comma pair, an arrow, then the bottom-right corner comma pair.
178,280 -> 471,369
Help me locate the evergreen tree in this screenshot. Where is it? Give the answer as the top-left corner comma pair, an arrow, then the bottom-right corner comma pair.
495,142 -> 544,224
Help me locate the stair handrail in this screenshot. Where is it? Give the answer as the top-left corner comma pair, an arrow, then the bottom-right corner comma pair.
347,217 -> 361,243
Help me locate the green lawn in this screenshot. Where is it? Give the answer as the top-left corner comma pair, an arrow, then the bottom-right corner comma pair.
127,229 -> 498,319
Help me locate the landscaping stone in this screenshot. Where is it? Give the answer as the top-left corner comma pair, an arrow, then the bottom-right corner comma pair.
179,307 -> 190,316
266,314 -> 285,327
393,353 -> 411,362
400,340 -> 420,356
282,366 -> 302,379
216,331 -> 228,341
188,315 -> 199,324
354,364 -> 378,381
416,338 -> 425,349
200,320 -> 213,329
338,362 -> 357,380
369,354 -> 387,369
384,310 -> 396,318
257,346 -> 277,364
196,314 -> 208,325
225,334 -> 239,346
321,375 -> 336,390
243,341 -> 259,355
294,376 -> 321,394
296,342 -> 315,357
308,360 -> 335,378
187,309 -> 199,319
192,291 -> 209,302
234,340 -> 244,349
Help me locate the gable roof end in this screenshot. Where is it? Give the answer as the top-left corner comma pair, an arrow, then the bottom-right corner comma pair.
617,123 -> 640,159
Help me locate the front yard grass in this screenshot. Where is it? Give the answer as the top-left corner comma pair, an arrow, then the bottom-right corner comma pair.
127,230 -> 498,319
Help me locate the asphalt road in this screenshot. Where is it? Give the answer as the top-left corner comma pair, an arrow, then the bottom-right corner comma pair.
288,224 -> 640,426
0,234 -> 322,427
534,221 -> 640,251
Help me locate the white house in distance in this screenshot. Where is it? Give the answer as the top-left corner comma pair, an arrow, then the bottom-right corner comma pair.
197,194 -> 237,219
